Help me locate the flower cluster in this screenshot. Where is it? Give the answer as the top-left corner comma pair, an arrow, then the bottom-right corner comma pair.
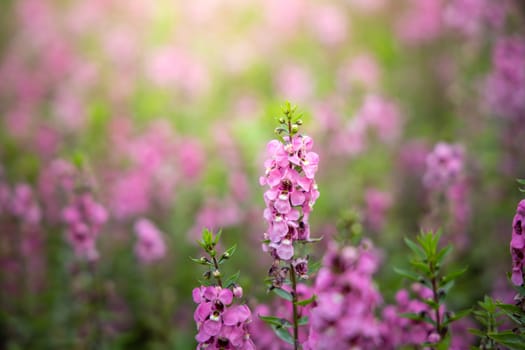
423,142 -> 464,190
444,0 -> 507,37
62,192 -> 108,261
381,284 -> 441,348
423,142 -> 470,249
134,218 -> 167,264
9,183 -> 42,226
511,200 -> 525,285
486,36 -> 525,121
306,239 -> 383,349
260,132 -> 319,260
332,95 -> 403,157
193,286 -> 254,349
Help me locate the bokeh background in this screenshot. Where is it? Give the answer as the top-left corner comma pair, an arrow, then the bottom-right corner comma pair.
1,0 -> 524,348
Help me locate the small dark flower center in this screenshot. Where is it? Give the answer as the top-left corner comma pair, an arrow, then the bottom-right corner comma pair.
515,220 -> 523,235
214,301 -> 224,312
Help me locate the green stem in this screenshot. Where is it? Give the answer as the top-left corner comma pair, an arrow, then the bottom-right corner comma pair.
87,261 -> 103,350
211,255 -> 223,288
290,263 -> 299,350
430,267 -> 442,337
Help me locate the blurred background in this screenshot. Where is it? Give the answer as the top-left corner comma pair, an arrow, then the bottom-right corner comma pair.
0,0 -> 524,348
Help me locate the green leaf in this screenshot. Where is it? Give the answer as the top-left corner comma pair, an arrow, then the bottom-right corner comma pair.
189,256 -> 210,265
444,309 -> 471,325
468,328 -> 486,337
272,288 -> 293,301
272,325 -> 294,345
399,312 -> 423,321
404,237 -> 426,259
421,298 -> 439,309
517,179 -> 525,185
258,315 -> 292,328
222,244 -> 237,260
442,266 -> 468,284
394,267 -> 421,282
308,260 -> 321,274
436,332 -> 451,350
488,331 -> 525,350
496,303 -> 525,325
436,245 -> 453,264
440,280 -> 455,296
223,271 -> 240,288
296,295 -> 316,306
202,228 -> 213,246
297,316 -> 308,326
214,229 -> 223,245
409,259 -> 431,274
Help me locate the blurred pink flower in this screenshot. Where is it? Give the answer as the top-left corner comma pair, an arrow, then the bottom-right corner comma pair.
110,171 -> 151,220
62,192 -> 108,261
356,95 -> 403,144
134,218 -> 167,264
275,64 -> 314,103
485,36 -> 525,120
146,47 -> 210,98
364,189 -> 392,232
337,54 -> 381,92
309,4 -> 348,46
396,0 -> 443,45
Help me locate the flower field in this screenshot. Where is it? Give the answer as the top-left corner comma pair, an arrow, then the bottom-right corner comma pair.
1,0 -> 525,349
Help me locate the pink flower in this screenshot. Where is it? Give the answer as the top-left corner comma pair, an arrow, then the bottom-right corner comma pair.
134,218 -> 167,264
485,36 -> 525,120
10,183 -> 41,225
62,193 -> 108,261
307,239 -> 383,349
396,0 -> 443,45
423,142 -> 464,190
275,65 -> 314,103
261,133 -> 320,260
511,200 -> 525,285
193,286 -> 254,349
309,4 -> 348,46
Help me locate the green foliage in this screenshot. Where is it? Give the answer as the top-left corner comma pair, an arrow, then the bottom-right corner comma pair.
396,230 -> 469,349
518,179 -> 525,193
273,101 -> 304,141
193,228 -> 237,288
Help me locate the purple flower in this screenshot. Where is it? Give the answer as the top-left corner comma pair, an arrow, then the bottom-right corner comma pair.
193,286 -> 253,349
62,193 -> 108,261
511,200 -> 525,285
307,239 -> 383,349
485,36 -> 525,120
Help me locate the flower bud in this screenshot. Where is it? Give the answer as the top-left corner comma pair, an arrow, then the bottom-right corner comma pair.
233,285 -> 243,298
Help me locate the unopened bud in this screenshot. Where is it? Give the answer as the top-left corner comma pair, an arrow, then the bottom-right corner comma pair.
291,124 -> 299,133
279,117 -> 285,124
296,119 -> 303,125
233,285 -> 243,298
213,270 -> 221,278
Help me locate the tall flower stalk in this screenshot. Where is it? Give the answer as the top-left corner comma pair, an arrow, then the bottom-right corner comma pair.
259,102 -> 320,349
